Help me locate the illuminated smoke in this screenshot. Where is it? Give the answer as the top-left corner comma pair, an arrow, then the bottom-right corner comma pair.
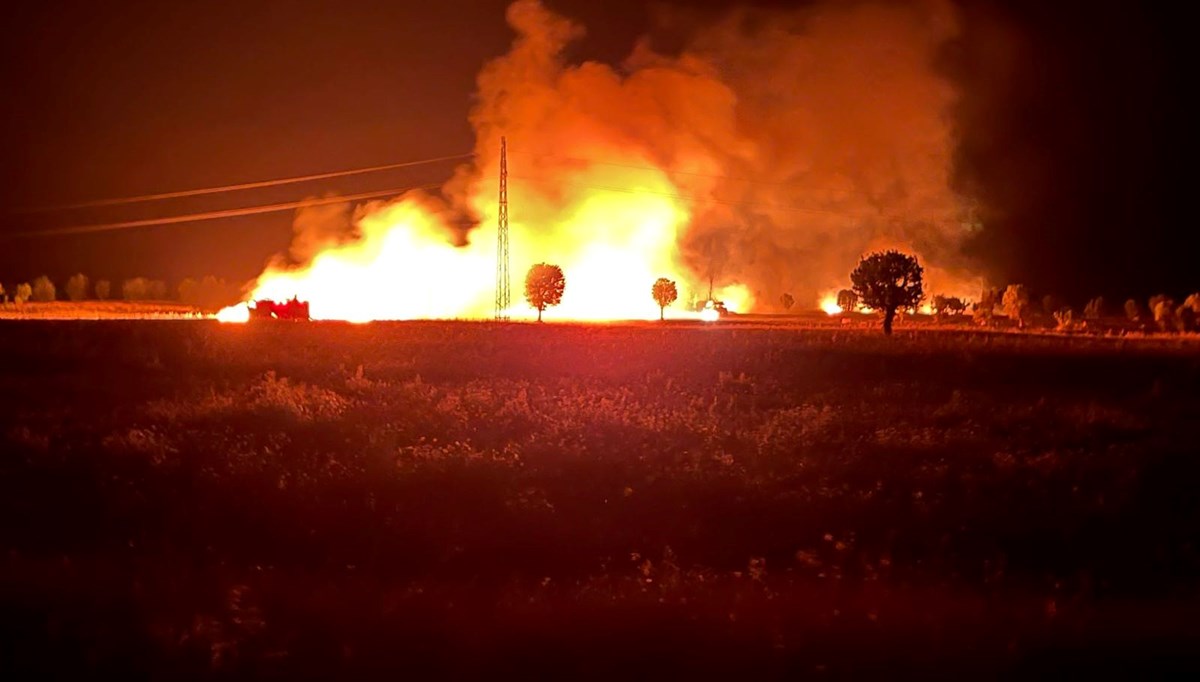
230,0 -> 979,321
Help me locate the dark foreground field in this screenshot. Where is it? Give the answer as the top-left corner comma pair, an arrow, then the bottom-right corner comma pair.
2,321 -> 1199,677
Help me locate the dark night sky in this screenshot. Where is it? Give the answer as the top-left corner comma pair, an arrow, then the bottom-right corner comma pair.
0,0 -> 1194,303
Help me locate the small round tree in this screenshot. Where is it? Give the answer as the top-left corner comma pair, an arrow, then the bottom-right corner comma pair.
836,289 -> 858,313
66,273 -> 89,302
525,263 -> 565,322
31,276 -> 56,302
849,250 -> 923,335
14,283 -> 32,305
651,278 -> 678,321
779,292 -> 794,311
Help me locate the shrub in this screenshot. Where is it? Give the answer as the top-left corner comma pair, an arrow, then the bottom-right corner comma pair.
95,280 -> 111,300
14,283 -> 32,304
1083,296 -> 1105,320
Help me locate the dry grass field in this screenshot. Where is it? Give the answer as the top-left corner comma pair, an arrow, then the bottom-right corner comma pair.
2,320 -> 1199,676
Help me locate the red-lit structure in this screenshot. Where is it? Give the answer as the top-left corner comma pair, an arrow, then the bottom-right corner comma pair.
248,297 -> 310,321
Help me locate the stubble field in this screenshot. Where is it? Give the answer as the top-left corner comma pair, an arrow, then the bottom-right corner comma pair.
2,320 -> 1199,677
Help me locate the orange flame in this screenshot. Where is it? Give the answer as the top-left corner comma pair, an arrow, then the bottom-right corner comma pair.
217,164 -> 755,323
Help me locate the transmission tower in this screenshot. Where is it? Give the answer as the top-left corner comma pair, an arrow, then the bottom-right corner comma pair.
495,136 -> 510,320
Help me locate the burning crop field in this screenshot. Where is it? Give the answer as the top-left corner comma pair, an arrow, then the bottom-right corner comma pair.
2,320 -> 1199,676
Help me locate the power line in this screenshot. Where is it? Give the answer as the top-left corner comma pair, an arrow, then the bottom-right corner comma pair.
507,151 -> 866,198
508,174 -> 854,218
6,184 -> 442,239
14,153 -> 474,213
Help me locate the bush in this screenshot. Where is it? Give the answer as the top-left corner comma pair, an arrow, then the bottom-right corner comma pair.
14,282 -> 32,305
31,276 -> 56,302
1083,296 -> 1105,320
95,280 -> 111,300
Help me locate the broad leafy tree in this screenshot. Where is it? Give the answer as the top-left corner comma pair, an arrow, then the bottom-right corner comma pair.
779,292 -> 794,311
651,278 -> 678,321
849,250 -> 924,335
525,263 -> 565,322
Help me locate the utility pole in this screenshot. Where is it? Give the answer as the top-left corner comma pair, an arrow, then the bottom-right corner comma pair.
495,136 -> 510,320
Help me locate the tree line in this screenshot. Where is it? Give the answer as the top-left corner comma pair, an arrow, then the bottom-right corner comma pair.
0,274 -> 241,310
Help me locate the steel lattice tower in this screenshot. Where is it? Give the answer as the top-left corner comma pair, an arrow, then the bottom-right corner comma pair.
495,136 -> 510,320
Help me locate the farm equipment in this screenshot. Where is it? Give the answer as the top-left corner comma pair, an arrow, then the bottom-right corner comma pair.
248,297 -> 310,321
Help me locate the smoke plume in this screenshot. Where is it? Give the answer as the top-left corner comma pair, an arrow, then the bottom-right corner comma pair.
453,0 -> 977,306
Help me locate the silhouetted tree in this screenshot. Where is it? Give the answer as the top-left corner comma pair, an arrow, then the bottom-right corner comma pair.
1083,296 -> 1105,320
651,278 -> 678,321
31,276 -> 56,302
849,251 -> 923,335
95,280 -> 111,300
836,289 -> 858,312
779,292 -> 794,311
1002,284 -> 1030,329
66,273 -> 89,302
525,263 -> 565,322
14,283 -> 32,305
0,283 -> 5,303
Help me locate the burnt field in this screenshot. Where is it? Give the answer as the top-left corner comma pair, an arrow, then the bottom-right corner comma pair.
2,321 -> 1199,677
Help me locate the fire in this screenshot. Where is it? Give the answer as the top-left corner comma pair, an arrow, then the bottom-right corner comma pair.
217,163 -> 747,323
216,304 -> 250,323
820,294 -> 843,316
